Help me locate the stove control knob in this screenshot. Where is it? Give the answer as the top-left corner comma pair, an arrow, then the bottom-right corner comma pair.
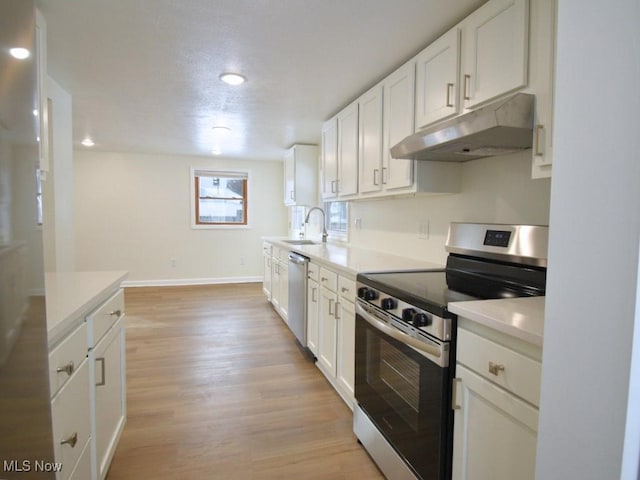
413,313 -> 432,327
357,287 -> 378,301
381,298 -> 398,310
402,308 -> 417,322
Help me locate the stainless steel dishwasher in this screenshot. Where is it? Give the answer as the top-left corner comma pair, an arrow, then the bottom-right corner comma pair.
287,251 -> 309,350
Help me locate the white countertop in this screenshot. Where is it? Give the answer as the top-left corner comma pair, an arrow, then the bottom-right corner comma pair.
46,270 -> 128,347
448,296 -> 545,346
263,237 -> 443,276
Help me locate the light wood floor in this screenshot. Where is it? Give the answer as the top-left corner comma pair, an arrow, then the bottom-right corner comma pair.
106,283 -> 384,479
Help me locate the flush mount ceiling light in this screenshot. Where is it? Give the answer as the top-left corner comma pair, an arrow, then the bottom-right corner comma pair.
211,126 -> 231,134
81,137 -> 95,147
212,146 -> 222,156
219,73 -> 246,86
9,47 -> 30,60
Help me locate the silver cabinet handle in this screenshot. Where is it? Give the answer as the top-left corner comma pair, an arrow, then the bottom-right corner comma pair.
61,432 -> 78,448
373,169 -> 380,186
330,180 -> 337,193
452,378 -> 462,410
382,167 -> 388,185
335,301 -> 341,319
290,190 -> 295,200
488,362 -> 505,376
328,298 -> 334,316
109,309 -> 122,317
312,287 -> 317,303
534,124 -> 545,156
56,361 -> 74,376
446,83 -> 454,107
463,74 -> 471,100
96,357 -> 106,386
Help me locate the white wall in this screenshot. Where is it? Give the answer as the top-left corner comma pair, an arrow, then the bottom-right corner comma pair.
73,151 -> 287,285
42,76 -> 75,272
350,151 -> 551,264
535,0 -> 640,479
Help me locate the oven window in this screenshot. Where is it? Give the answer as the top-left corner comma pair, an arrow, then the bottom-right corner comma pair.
369,332 -> 421,426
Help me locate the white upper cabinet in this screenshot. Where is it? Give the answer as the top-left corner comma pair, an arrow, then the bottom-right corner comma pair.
284,144 -> 318,206
461,0 -> 529,110
415,28 -> 461,130
382,60 -> 415,191
337,101 -> 359,197
321,117 -> 338,200
529,0 -> 556,178
358,84 -> 384,194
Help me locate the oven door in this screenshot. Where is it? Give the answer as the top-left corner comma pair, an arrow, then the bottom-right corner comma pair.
355,301 -> 453,480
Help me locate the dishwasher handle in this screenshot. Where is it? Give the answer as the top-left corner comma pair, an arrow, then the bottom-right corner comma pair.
288,252 -> 309,265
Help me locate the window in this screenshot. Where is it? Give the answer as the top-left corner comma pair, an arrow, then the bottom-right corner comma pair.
192,169 -> 248,227
325,201 -> 348,239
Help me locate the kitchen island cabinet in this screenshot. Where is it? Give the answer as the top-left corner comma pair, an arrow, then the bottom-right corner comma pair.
449,296 -> 544,480
46,271 -> 128,480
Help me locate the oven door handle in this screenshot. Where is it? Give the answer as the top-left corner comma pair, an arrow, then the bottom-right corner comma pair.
356,302 -> 442,359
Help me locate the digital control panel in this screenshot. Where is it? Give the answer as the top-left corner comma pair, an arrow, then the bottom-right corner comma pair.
483,229 -> 511,248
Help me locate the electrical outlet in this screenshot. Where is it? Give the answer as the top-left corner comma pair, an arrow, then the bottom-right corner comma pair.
170,258 -> 177,268
240,256 -> 245,266
354,218 -> 362,230
418,220 -> 430,240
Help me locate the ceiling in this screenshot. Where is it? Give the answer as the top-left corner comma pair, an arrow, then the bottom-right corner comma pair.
37,0 -> 486,161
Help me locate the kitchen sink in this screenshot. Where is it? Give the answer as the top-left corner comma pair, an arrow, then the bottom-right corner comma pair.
281,239 -> 319,245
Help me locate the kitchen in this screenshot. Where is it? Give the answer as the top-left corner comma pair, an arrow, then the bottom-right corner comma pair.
0,1 -> 638,480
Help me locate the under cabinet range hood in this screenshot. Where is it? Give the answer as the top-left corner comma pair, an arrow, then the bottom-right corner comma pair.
391,93 -> 535,162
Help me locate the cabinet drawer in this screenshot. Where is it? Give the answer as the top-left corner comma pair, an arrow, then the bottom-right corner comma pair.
457,328 -> 541,407
307,262 -> 320,282
87,289 -> 124,348
51,360 -> 91,480
338,276 -> 356,302
319,267 -> 338,292
66,438 -> 92,480
49,322 -> 88,398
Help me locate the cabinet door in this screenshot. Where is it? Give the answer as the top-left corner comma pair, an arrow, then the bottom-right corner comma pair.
358,84 -> 384,194
279,261 -> 289,324
283,147 -> 295,205
306,279 -> 319,356
383,61 -> 415,191
262,253 -> 272,300
415,27 -> 461,129
462,0 -> 528,109
452,364 -> 538,480
337,102 -> 359,197
317,286 -> 338,377
271,259 -> 281,312
336,299 -> 355,407
321,117 -> 338,199
93,317 -> 126,480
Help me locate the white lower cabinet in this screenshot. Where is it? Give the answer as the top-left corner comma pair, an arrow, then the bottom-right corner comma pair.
452,323 -> 541,480
262,242 -> 272,300
316,266 -> 356,408
48,283 -> 126,480
269,247 -> 289,323
51,360 -> 91,480
306,262 -> 320,356
91,315 -> 126,480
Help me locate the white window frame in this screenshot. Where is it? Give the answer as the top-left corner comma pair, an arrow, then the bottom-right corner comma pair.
324,201 -> 349,242
190,167 -> 252,230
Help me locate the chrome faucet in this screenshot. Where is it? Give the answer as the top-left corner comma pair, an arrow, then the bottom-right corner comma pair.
304,207 -> 328,244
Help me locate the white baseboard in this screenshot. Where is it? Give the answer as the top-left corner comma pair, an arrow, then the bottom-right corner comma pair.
122,276 -> 263,288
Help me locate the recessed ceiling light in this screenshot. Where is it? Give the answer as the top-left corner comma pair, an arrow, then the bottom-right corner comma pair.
81,137 -> 95,147
9,47 -> 30,60
33,109 -> 39,117
219,73 -> 246,86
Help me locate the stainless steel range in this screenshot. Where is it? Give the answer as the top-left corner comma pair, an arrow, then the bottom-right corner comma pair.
353,223 -> 548,480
